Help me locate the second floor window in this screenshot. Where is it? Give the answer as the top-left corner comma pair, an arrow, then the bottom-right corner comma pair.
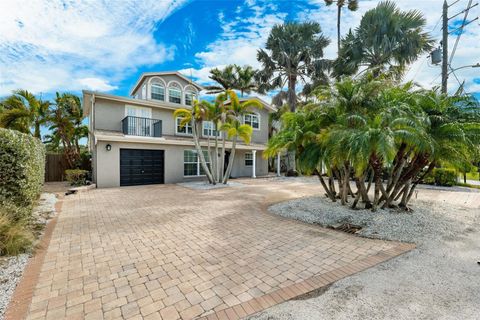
169,88 -> 182,104
151,84 -> 165,101
185,91 -> 196,106
244,113 -> 260,129
176,117 -> 192,135
203,121 -> 219,137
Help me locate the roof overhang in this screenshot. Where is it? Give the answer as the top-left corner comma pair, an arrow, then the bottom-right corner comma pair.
129,71 -> 205,96
94,131 -> 267,151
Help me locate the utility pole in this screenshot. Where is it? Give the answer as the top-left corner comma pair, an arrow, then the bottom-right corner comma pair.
442,0 -> 449,94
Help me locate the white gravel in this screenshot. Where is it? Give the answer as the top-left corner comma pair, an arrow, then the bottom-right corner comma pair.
0,193 -> 57,320
250,192 -> 480,320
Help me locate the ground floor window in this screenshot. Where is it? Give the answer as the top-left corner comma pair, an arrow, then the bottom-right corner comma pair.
184,150 -> 210,176
245,152 -> 253,166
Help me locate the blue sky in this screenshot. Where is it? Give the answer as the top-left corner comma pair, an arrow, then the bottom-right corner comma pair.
1,0 -> 479,101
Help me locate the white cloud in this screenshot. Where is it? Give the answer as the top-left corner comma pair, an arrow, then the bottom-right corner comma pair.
189,0 -> 479,96
78,78 -> 117,92
0,0 -> 187,96
185,2 -> 286,86
302,0 -> 480,94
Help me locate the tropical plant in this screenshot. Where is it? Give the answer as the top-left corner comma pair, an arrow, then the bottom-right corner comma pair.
0,90 -> 49,138
47,93 -> 88,168
205,65 -> 237,94
206,64 -> 258,97
256,21 -> 330,112
324,0 -> 359,52
234,65 -> 257,97
265,76 -> 480,211
174,90 -> 262,184
334,1 -> 433,78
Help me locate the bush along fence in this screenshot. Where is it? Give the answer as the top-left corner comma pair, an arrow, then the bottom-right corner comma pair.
0,128 -> 45,255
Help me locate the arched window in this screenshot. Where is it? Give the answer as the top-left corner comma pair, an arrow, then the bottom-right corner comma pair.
150,80 -> 165,101
168,82 -> 182,104
184,85 -> 198,106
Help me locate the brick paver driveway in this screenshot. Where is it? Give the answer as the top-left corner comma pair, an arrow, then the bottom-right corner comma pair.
19,179 -> 412,320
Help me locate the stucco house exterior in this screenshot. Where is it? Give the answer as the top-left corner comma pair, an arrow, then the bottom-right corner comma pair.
83,71 -> 275,188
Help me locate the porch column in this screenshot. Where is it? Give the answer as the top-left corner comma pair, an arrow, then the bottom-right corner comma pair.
277,152 -> 281,176
252,150 -> 257,178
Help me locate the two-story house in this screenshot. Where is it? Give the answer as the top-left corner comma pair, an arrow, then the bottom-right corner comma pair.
82,71 -> 275,188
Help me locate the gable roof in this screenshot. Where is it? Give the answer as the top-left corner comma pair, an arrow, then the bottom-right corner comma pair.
129,71 -> 204,96
225,96 -> 277,113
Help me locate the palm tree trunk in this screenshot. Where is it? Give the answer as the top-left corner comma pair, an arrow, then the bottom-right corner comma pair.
192,120 -> 215,184
34,121 -> 41,139
222,136 -> 237,184
314,169 -> 335,201
337,5 -> 342,53
220,135 -> 226,181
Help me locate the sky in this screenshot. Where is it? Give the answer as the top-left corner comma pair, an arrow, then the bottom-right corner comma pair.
1,0 -> 479,102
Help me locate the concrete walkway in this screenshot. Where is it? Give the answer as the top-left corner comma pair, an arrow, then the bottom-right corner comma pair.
12,179 -> 412,320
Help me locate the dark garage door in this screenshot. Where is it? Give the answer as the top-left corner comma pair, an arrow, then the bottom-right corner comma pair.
120,149 -> 164,186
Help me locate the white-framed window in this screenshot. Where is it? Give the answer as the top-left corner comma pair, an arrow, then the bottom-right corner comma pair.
176,117 -> 193,135
151,83 -> 165,101
185,91 -> 196,106
168,82 -> 182,104
184,150 -> 210,176
244,112 -> 260,130
202,121 -> 220,137
245,152 -> 253,166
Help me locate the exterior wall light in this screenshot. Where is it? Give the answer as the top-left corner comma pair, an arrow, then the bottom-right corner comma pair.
106,144 -> 112,151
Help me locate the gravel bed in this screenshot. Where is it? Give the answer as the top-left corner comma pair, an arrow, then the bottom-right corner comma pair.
0,254 -> 29,320
250,193 -> 480,320
0,193 -> 57,320
269,196 -> 475,243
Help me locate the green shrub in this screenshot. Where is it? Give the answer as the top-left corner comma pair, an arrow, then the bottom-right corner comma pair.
434,168 -> 457,186
0,129 -> 45,221
0,209 -> 33,255
65,169 -> 88,186
426,168 -> 457,187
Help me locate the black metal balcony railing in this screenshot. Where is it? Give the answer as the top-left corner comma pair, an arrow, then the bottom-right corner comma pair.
122,116 -> 162,137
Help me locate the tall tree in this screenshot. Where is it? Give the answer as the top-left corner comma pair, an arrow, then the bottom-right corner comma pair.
205,65 -> 237,94
234,65 -> 257,97
0,90 -> 49,138
256,21 -> 330,112
334,1 -> 433,78
206,64 -> 258,97
324,0 -> 359,52
47,93 -> 87,167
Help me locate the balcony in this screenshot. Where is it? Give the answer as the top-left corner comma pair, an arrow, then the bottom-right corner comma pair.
122,116 -> 162,137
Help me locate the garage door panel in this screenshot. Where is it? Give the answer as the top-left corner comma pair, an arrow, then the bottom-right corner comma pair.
120,149 -> 164,186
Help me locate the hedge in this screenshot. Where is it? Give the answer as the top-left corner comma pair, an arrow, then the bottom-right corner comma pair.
0,128 -> 45,220
424,168 -> 457,187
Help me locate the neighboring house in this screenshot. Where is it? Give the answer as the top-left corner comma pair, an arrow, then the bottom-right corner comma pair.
83,71 -> 276,188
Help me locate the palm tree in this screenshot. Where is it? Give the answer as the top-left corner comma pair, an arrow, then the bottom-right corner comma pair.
324,0 -> 359,52
206,65 -> 258,97
174,91 -> 262,184
257,21 -> 330,112
0,90 -> 49,138
334,1 -> 433,78
205,65 -> 237,94
47,93 -> 87,168
234,65 -> 257,97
